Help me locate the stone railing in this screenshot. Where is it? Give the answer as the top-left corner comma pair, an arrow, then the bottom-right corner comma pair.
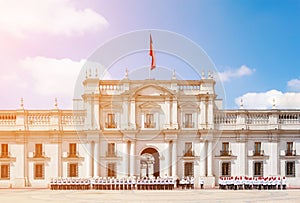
214,110 -> 300,130
0,110 -> 85,131
0,113 -> 16,125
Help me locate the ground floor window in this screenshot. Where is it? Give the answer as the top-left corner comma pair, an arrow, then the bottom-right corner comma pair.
286,161 -> 295,177
254,161 -> 263,177
0,164 -> 9,180
34,163 -> 44,179
68,163 -> 78,177
107,162 -> 116,178
184,162 -> 194,177
221,162 -> 231,176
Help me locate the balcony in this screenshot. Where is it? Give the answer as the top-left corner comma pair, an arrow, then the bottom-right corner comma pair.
183,122 -> 194,128
183,150 -> 195,157
253,150 -> 264,156
285,150 -> 296,156
67,152 -> 79,158
144,122 -> 156,128
0,152 -> 9,158
33,152 -> 46,158
0,152 -> 16,162
106,151 -> 117,157
105,122 -> 117,129
220,150 -> 232,156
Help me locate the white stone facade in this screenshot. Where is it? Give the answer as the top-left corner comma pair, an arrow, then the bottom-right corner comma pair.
0,74 -> 299,188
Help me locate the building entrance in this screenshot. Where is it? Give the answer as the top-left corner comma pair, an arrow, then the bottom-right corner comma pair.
140,148 -> 160,178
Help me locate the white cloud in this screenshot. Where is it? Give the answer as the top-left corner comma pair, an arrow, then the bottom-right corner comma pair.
235,90 -> 300,109
0,0 -> 108,37
20,57 -> 84,97
218,65 -> 255,82
287,78 -> 300,92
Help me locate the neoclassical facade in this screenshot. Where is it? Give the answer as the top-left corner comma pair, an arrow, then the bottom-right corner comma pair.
0,71 -> 299,188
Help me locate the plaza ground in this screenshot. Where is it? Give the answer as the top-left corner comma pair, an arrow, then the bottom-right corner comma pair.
0,189 -> 299,203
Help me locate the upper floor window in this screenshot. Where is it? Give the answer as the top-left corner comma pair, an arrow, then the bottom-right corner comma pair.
69,143 -> 77,157
254,142 -> 263,156
1,144 -> 8,158
106,113 -> 117,128
221,142 -> 231,156
184,142 -> 193,156
286,142 -> 295,156
184,113 -> 193,128
34,144 -> 43,158
107,143 -> 116,157
145,113 -> 155,128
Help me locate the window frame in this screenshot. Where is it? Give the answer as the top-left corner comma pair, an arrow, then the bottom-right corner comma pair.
221,161 -> 231,177
34,163 -> 44,180
0,164 -> 10,180
286,161 -> 295,177
253,161 -> 263,177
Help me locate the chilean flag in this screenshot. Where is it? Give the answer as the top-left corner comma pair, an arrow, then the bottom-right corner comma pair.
149,34 -> 156,70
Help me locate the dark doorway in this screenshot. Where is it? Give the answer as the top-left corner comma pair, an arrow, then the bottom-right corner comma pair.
140,148 -> 160,178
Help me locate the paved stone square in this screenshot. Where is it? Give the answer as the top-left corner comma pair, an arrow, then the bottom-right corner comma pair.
0,189 -> 299,203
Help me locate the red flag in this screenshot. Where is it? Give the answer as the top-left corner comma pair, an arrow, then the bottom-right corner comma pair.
149,34 -> 156,70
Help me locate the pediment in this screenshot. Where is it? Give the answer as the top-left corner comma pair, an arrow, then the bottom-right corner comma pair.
100,102 -> 122,110
123,84 -> 175,97
179,102 -> 198,109
139,102 -> 161,110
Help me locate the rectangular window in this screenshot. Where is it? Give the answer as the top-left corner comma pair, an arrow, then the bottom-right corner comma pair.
254,161 -> 263,177
107,113 -> 116,128
184,142 -> 193,156
286,161 -> 295,177
286,142 -> 295,156
107,143 -> 116,157
145,113 -> 155,128
254,142 -> 262,156
68,163 -> 78,177
221,142 -> 230,156
34,164 -> 44,179
107,163 -> 116,177
1,144 -> 8,158
184,113 -> 193,128
221,162 -> 231,176
0,164 -> 9,179
184,162 -> 194,177
34,144 -> 43,158
69,143 -> 77,157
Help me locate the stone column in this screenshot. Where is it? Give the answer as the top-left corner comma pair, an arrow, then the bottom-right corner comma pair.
199,141 -> 206,176
85,142 -> 92,177
94,142 -> 99,177
207,141 -> 213,177
172,99 -> 178,128
165,98 -> 170,126
169,141 -> 172,176
130,141 -> 136,176
123,141 -> 129,177
172,140 -> 177,177
91,141 -> 95,177
130,99 -> 135,128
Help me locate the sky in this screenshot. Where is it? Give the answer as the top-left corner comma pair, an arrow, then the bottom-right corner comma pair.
0,0 -> 299,110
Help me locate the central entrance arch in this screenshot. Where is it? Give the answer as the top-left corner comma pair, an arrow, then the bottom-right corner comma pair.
140,148 -> 160,178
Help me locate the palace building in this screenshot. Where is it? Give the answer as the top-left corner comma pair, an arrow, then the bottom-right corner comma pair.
0,70 -> 299,188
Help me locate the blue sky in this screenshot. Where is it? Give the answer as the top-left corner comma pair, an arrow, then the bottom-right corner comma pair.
0,0 -> 299,109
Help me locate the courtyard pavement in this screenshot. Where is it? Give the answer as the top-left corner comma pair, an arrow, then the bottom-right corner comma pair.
0,189 -> 299,203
